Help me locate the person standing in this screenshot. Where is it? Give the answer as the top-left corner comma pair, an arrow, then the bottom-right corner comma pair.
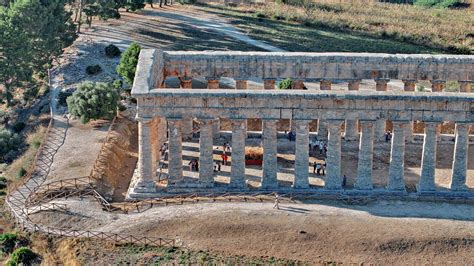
273,194 -> 280,209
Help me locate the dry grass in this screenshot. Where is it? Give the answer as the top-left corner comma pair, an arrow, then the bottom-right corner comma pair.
4,124 -> 47,181
200,2 -> 473,53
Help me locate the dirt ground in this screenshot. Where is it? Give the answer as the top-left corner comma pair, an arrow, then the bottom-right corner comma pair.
29,199 -> 474,264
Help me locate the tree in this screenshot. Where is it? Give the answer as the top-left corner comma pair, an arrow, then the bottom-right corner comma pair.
66,81 -> 120,124
124,0 -> 145,12
0,0 -> 76,105
0,128 -> 22,162
116,42 -> 141,85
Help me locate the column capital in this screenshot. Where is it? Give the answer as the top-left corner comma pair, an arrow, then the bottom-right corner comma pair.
348,79 -> 361,91
402,79 -> 417,83
136,116 -> 153,123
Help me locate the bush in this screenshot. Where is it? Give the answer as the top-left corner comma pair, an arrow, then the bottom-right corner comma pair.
58,89 -> 74,106
278,78 -> 293,90
118,103 -> 127,112
116,42 -> 141,85
414,0 -> 462,8
17,167 -> 27,178
11,122 -> 26,133
67,82 -> 120,124
0,176 -> 7,189
0,129 -> 22,162
105,44 -> 121,58
112,79 -> 123,91
7,247 -> 38,266
0,233 -> 17,254
85,64 -> 102,75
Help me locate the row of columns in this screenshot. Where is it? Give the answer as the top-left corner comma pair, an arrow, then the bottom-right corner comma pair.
178,77 -> 471,142
136,117 -> 470,192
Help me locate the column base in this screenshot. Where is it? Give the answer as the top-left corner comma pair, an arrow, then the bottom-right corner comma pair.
126,170 -> 157,198
416,184 -> 436,192
386,185 -> 406,192
292,183 -> 309,189
450,184 -> 468,192
354,183 -> 373,190
260,183 -> 279,190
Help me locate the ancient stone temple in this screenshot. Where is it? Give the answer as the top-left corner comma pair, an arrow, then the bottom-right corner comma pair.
127,50 -> 474,199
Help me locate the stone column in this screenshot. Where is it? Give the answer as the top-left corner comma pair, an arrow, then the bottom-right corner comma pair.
207,78 -> 220,139
403,79 -> 417,141
459,81 -> 471,93
292,79 -> 305,90
375,79 -> 389,140
168,119 -> 183,185
431,80 -> 445,92
387,121 -> 407,191
179,77 -> 193,140
261,119 -> 278,189
325,120 -> 343,190
450,123 -> 469,191
355,121 -> 374,190
135,118 -> 156,192
198,119 -> 214,187
235,79 -> 249,135
318,80 -> 332,140
263,79 -> 275,90
345,80 -> 360,141
294,120 -> 310,189
235,79 -> 248,90
230,119 -> 247,189
418,122 -> 439,192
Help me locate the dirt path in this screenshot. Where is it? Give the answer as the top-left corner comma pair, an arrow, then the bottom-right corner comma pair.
30,199 -> 474,264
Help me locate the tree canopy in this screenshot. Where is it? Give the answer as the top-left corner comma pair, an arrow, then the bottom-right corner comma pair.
116,42 -> 141,86
0,0 -> 76,105
66,81 -> 120,124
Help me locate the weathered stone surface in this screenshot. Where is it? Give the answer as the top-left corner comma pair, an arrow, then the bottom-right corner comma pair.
160,52 -> 474,85
450,123 -> 470,191
325,120 -> 343,190
294,120 -> 310,189
261,120 -> 278,189
388,121 -> 407,191
355,121 -> 374,190
129,50 -> 474,199
199,119 -> 214,187
419,122 -> 439,191
230,119 -> 247,188
167,119 -> 183,186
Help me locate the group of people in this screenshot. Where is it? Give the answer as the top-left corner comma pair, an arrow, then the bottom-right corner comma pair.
313,160 -> 326,175
286,131 -> 296,141
309,139 -> 328,155
188,159 -> 199,172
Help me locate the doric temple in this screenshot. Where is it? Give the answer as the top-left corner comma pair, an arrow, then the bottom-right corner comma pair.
127,50 -> 474,199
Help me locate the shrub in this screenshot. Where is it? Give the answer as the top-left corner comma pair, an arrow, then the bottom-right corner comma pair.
278,78 -> 293,90
17,167 -> 27,178
414,0 -> 462,8
11,122 -> 26,133
22,86 -> 39,102
255,12 -> 266,18
7,247 -> 38,266
105,44 -> 121,58
0,233 -> 17,254
116,42 -> 141,85
58,89 -> 74,106
85,64 -> 102,75
0,177 -> 7,190
67,82 -> 120,124
112,79 -> 123,91
0,129 -> 22,162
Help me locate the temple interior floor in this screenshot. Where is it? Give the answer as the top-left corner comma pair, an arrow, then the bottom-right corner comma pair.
157,137 -> 474,191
